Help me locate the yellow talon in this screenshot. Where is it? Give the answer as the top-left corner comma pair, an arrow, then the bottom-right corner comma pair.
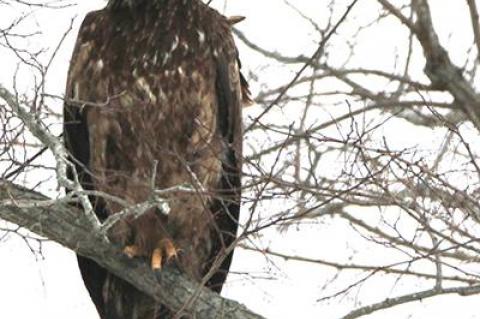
151,238 -> 178,270
123,245 -> 141,258
151,247 -> 163,269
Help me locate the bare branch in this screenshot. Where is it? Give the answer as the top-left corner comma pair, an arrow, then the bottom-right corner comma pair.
0,181 -> 264,319
0,84 -> 100,229
467,0 -> 480,62
342,285 -> 480,319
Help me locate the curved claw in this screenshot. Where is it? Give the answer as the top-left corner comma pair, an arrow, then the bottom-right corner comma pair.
123,245 -> 141,258
151,238 -> 178,270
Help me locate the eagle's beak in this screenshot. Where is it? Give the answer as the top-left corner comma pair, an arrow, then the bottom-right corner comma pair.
227,16 -> 246,26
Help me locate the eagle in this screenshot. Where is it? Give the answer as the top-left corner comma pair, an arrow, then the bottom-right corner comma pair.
63,0 -> 250,318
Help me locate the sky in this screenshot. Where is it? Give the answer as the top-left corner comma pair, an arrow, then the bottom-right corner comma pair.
1,0 -> 480,318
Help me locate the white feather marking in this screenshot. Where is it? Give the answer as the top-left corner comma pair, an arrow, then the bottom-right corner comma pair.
162,53 -> 170,66
158,88 -> 167,101
157,111 -> 165,121
171,35 -> 179,52
178,66 -> 184,76
96,59 -> 104,70
197,30 -> 205,43
135,77 -> 157,103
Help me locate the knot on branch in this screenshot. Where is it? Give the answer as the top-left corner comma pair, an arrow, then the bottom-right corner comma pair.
424,49 -> 462,90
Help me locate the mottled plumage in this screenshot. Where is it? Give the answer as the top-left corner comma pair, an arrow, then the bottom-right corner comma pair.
64,0 -> 248,318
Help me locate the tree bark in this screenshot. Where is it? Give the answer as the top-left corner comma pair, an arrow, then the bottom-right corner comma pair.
0,181 -> 264,319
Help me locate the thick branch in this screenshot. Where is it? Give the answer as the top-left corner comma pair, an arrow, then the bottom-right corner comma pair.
411,0 -> 480,130
467,0 -> 480,62
0,181 -> 264,319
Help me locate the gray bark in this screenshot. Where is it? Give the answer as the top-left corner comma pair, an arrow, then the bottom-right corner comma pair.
0,181 -> 264,319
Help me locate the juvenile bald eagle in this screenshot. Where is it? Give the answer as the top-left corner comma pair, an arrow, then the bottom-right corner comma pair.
63,0 -> 250,318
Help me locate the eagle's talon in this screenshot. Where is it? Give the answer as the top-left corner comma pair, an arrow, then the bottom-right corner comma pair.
123,244 -> 141,258
151,238 -> 179,270
151,247 -> 163,270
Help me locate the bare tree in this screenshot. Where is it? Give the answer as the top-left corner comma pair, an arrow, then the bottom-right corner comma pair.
2,0 -> 480,318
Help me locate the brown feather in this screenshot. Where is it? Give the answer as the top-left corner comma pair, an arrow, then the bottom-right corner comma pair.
64,1 -> 245,318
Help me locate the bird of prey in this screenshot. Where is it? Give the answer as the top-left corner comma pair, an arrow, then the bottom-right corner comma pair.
63,0 -> 250,317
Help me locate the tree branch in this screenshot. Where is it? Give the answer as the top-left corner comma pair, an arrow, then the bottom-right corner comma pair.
341,284 -> 480,319
411,0 -> 480,130
467,0 -> 480,62
0,84 -> 100,228
0,181 -> 264,319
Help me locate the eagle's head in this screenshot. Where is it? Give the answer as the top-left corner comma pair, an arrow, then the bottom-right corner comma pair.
107,0 -> 178,9
107,0 -> 142,9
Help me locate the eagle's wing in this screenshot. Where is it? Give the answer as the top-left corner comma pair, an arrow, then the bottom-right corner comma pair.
65,11 -> 155,318
205,54 -> 243,292
63,11 -> 112,316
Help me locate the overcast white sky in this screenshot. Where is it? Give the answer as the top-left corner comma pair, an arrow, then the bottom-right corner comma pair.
1,1 -> 480,318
